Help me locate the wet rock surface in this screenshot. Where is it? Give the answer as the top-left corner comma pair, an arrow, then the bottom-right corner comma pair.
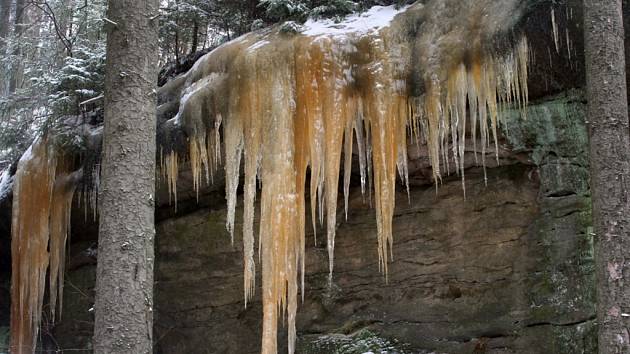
47,94 -> 596,353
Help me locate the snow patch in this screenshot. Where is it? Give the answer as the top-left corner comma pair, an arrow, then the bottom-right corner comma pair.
303,5 -> 408,37
176,73 -> 224,124
19,143 -> 34,164
0,168 -> 12,200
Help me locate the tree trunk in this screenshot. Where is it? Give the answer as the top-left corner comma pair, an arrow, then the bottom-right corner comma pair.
60,0 -> 74,58
93,0 -> 159,352
8,0 -> 25,93
0,0 -> 11,95
0,0 -> 10,52
174,28 -> 180,66
174,0 -> 180,67
583,1 -> 630,353
190,18 -> 198,55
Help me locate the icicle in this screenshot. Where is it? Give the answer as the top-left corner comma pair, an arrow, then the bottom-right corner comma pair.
396,95 -> 410,199
517,38 -> 530,118
566,28 -> 571,61
48,157 -> 80,323
224,108 -> 244,245
322,40 -> 347,282
239,51 -> 262,306
354,107 -> 368,199
10,137 -> 80,354
189,136 -> 203,200
164,151 -> 178,211
343,102 -> 354,221
306,44 -> 326,246
551,8 -> 560,53
91,164 -> 100,221
170,5 -> 531,351
10,138 -> 56,354
257,49 -> 299,354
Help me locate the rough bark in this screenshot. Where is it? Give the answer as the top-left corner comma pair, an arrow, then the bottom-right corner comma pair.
8,0 -> 25,93
583,1 -> 630,353
93,0 -> 159,353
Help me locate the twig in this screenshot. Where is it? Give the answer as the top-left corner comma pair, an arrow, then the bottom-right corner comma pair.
102,17 -> 118,27
28,0 -> 74,56
79,94 -> 104,107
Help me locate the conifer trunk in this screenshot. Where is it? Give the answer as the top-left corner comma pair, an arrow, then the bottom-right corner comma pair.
190,18 -> 198,55
583,1 -> 630,352
93,0 -> 159,353
8,0 -> 25,93
0,0 -> 11,94
0,0 -> 10,51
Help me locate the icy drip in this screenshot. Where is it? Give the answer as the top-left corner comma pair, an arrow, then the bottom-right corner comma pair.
551,8 -> 560,53
48,157 -> 79,324
434,38 -> 530,188
239,49 -> 262,307
166,4 -> 530,354
224,108 -> 244,245
161,151 -> 179,211
10,138 -> 79,354
78,163 -> 99,223
7,3 -> 534,353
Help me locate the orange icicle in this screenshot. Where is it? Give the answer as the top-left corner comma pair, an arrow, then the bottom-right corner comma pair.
170,7 -> 531,353
10,137 -> 80,354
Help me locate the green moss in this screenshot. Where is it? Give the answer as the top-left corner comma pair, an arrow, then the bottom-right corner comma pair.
501,90 -> 588,166
299,329 -> 415,354
501,91 -> 596,352
550,321 -> 598,354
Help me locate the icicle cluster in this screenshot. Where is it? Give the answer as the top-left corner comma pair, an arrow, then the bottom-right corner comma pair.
157,3 -> 531,353
10,137 -> 80,354
5,2 -> 536,353
160,149 -> 179,210
77,163 -> 99,222
550,4 -> 576,63
425,37 -> 530,191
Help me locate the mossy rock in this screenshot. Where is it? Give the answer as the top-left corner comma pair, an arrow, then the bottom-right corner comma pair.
298,329 -> 418,354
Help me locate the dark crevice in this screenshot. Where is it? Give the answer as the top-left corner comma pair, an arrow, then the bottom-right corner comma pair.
545,190 -> 578,198
524,316 -> 596,328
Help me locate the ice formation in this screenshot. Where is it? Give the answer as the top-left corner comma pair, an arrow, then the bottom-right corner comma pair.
160,1 -> 530,353
10,137 -> 81,354
0,168 -> 12,201
160,150 -> 179,210
7,1 -> 533,353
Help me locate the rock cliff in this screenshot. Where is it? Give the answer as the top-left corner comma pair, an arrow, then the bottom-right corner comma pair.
0,0 -> 618,352
45,93 -> 596,354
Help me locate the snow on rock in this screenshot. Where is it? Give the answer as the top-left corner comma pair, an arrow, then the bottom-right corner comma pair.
0,167 -> 12,200
19,143 -> 34,164
303,5 -> 409,37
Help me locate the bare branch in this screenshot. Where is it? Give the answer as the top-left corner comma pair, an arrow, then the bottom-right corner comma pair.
27,0 -> 73,56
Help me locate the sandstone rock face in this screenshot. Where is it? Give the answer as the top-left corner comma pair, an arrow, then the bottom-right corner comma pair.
46,92 -> 595,353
